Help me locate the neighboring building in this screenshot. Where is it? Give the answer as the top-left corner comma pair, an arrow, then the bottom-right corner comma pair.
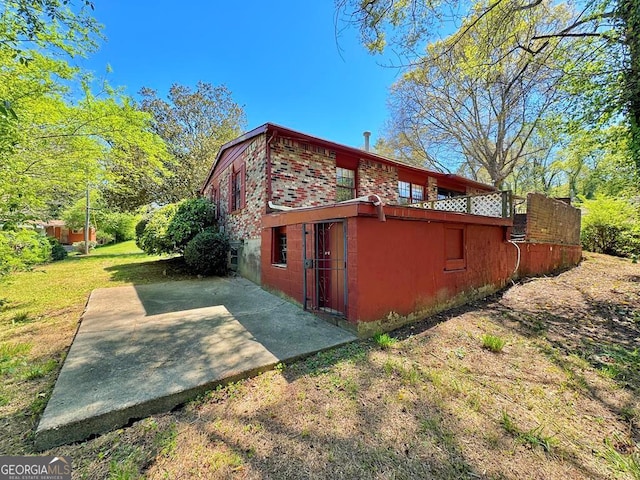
44,220 -> 96,245
202,123 -> 581,335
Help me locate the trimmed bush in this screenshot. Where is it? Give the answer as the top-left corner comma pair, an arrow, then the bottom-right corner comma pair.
166,197 -> 217,252
48,237 -> 68,261
136,198 -> 218,257
184,228 -> 229,276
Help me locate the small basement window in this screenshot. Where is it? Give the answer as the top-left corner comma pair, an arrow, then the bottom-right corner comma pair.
229,242 -> 240,271
272,226 -> 287,265
444,226 -> 466,271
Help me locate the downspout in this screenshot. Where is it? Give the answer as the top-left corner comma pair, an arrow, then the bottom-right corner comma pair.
265,130 -> 277,212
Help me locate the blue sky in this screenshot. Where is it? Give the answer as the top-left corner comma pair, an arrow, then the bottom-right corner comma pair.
78,1 -> 401,149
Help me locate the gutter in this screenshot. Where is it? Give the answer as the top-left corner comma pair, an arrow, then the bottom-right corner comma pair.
268,195 -> 386,222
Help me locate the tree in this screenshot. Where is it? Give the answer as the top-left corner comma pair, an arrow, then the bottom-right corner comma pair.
62,192 -> 141,243
337,0 -> 639,177
0,0 -> 99,56
580,195 -> 640,257
617,0 -> 640,170
0,0 -> 100,121
336,0 -> 618,59
0,0 -> 167,226
0,46 -> 167,226
381,1 -> 571,187
139,82 -> 247,203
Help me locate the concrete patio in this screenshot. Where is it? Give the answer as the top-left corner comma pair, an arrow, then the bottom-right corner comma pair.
35,277 -> 356,450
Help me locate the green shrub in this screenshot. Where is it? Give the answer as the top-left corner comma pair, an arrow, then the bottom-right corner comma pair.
135,218 -> 148,249
0,229 -> 51,275
184,228 -> 229,276
0,233 -> 16,275
48,237 -> 68,261
166,198 -> 217,252
580,195 -> 640,257
96,230 -> 115,245
100,211 -> 140,243
136,198 -> 218,257
137,203 -> 180,255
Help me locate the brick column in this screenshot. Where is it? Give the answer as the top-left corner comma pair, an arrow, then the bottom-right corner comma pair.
427,177 -> 438,201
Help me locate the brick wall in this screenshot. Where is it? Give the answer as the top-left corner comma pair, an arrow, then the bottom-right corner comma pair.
466,186 -> 485,196
357,159 -> 399,203
427,177 -> 438,201
206,135 -> 267,241
270,138 -> 336,207
525,193 -> 581,245
271,138 -> 433,207
270,138 -> 414,207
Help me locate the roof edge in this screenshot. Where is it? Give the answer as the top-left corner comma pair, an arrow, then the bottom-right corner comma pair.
201,122 -> 495,193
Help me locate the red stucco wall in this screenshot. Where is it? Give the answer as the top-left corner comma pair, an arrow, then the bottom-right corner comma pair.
347,217 -> 515,323
261,223 -> 305,304
260,202 -> 581,333
516,242 -> 582,277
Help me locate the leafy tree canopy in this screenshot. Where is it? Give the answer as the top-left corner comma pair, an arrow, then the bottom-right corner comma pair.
381,0 -> 573,187
338,0 -> 640,184
0,2 -> 168,226
138,82 -> 247,203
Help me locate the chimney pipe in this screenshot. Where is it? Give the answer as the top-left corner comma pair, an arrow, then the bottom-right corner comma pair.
363,131 -> 371,151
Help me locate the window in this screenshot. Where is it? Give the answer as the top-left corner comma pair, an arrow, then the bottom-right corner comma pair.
229,244 -> 239,271
211,186 -> 219,218
398,181 -> 425,204
272,226 -> 287,265
438,187 -> 464,200
412,183 -> 424,201
232,171 -> 241,210
230,164 -> 245,212
445,226 -> 466,271
336,167 -> 356,201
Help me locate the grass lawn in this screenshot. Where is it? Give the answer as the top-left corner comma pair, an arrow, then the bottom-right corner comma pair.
1,248 -> 639,479
0,241 -> 194,453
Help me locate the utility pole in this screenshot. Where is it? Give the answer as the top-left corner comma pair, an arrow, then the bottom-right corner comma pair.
84,183 -> 90,255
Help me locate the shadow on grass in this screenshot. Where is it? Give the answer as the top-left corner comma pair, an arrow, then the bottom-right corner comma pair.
493,295 -> 640,395
197,345 -> 485,480
180,337 -> 608,480
103,257 -> 195,284
85,252 -> 150,259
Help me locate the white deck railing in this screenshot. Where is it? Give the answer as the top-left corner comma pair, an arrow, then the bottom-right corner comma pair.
409,190 -> 512,218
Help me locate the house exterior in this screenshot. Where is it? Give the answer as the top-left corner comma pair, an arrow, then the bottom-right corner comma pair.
44,220 -> 96,245
202,123 -> 581,335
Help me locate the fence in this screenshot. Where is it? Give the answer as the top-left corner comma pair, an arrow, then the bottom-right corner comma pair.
409,190 -> 513,219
